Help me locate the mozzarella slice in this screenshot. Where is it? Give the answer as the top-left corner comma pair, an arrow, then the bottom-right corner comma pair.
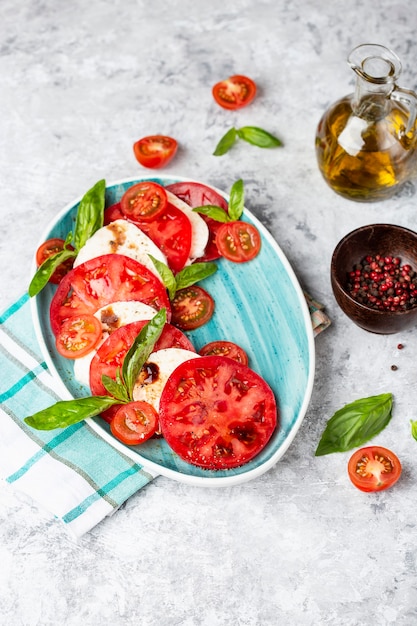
73,219 -> 167,277
165,190 -> 209,262
132,348 -> 199,412
73,300 -> 157,388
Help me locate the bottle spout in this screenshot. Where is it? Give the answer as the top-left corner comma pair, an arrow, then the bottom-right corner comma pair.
348,43 -> 402,86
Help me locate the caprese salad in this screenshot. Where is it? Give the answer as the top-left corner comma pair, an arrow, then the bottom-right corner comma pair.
25,178 -> 278,471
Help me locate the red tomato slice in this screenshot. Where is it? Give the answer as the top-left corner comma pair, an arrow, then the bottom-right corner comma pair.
36,238 -> 75,284
348,446 -> 402,492
111,401 -> 159,445
216,221 -> 261,263
104,201 -> 192,274
166,181 -> 229,262
212,75 -> 257,110
49,254 -> 171,336
159,355 -> 277,469
120,181 -> 168,222
55,313 -> 102,359
171,286 -> 214,331
133,135 -> 178,169
198,340 -> 248,365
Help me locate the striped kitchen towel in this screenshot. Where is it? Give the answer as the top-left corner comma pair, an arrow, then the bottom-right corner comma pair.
0,291 -> 330,539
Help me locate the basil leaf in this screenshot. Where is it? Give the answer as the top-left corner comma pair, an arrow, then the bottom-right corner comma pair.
228,179 -> 244,221
192,205 -> 230,223
213,127 -> 237,156
28,247 -> 76,297
175,262 -> 217,291
411,419 -> 417,441
24,395 -> 121,431
315,393 -> 393,456
102,374 -> 130,403
236,126 -> 283,148
148,255 -> 177,300
122,309 -> 167,399
73,179 -> 106,251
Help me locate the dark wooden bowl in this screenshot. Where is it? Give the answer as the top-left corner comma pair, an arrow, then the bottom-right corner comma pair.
331,224 -> 417,334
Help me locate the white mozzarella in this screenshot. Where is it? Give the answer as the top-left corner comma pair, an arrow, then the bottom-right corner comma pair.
165,190 -> 209,262
132,348 -> 200,412
73,219 -> 167,277
73,300 -> 157,388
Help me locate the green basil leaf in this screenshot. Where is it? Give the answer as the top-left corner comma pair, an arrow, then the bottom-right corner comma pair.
102,374 -> 130,403
228,179 -> 244,221
122,309 -> 167,399
192,205 -> 230,223
236,126 -> 283,148
73,179 -> 106,251
315,393 -> 393,456
148,255 -> 176,300
175,262 -> 217,291
213,127 -> 237,156
28,247 -> 76,297
24,395 -> 121,431
411,419 -> 417,441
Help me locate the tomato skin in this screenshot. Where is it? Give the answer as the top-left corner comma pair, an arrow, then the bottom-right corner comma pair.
198,340 -> 248,365
55,313 -> 102,359
133,135 -> 178,169
120,181 -> 168,222
159,355 -> 277,470
171,285 -> 215,330
212,75 -> 257,110
216,221 -> 261,263
111,401 -> 159,445
36,238 -> 74,284
348,446 -> 402,492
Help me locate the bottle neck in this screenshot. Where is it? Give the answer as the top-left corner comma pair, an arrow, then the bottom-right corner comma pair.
352,75 -> 393,120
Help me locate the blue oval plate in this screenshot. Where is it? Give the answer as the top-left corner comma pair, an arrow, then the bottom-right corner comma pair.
31,176 -> 315,487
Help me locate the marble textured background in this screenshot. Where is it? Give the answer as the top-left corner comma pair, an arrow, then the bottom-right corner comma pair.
1,0 -> 417,624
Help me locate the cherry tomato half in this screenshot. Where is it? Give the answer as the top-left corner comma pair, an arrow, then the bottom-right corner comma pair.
216,221 -> 261,263
212,75 -> 257,110
133,135 -> 178,169
198,340 -> 248,365
120,181 -> 168,222
111,401 -> 159,445
55,313 -> 102,359
36,238 -> 74,284
348,446 -> 402,492
171,285 -> 215,331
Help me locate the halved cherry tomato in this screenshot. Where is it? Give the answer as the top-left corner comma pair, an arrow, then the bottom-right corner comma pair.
171,286 -> 215,330
120,181 -> 168,222
55,313 -> 102,359
216,221 -> 261,263
111,401 -> 158,445
159,355 -> 277,469
348,446 -> 402,492
133,135 -> 178,169
212,75 -> 257,110
49,254 -> 171,336
36,238 -> 74,284
198,340 -> 248,365
166,181 -> 229,262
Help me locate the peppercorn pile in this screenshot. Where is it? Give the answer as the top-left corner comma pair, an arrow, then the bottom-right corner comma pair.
346,255 -> 417,311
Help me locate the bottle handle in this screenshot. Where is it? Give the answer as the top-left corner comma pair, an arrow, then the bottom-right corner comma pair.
391,86 -> 417,135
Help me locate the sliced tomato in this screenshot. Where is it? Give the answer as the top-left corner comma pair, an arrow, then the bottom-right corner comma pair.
111,401 -> 159,445
36,238 -> 75,284
55,313 -> 102,359
49,254 -> 171,336
120,181 -> 168,222
198,340 -> 248,365
166,181 -> 229,262
133,135 -> 178,169
212,75 -> 257,110
348,446 -> 402,492
171,286 -> 214,331
159,355 -> 277,469
104,201 -> 192,274
216,221 -> 261,263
